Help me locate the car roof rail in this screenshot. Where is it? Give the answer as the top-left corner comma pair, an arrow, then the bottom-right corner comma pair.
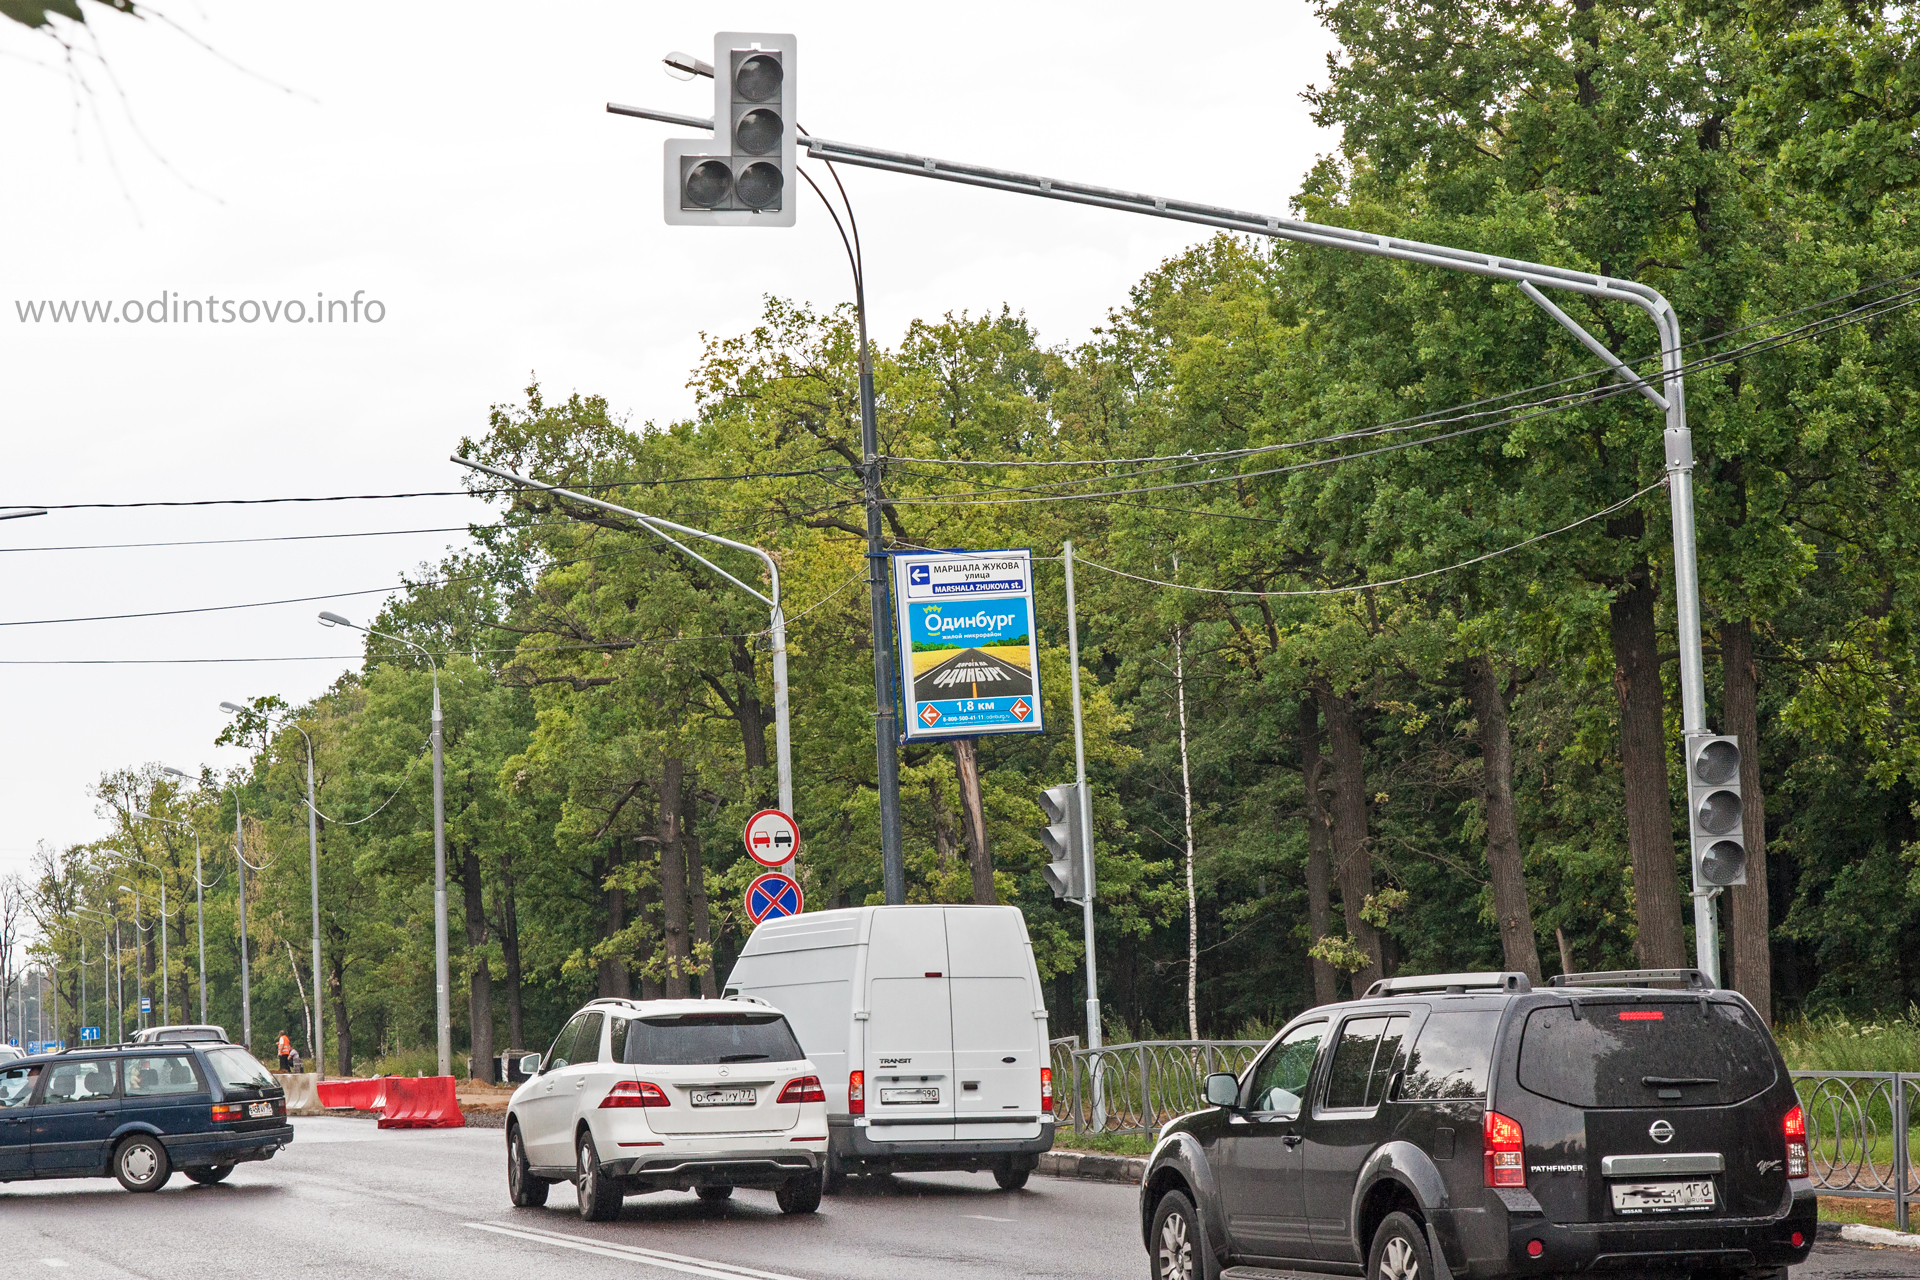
1546,968 -> 1714,990
1362,971 -> 1532,997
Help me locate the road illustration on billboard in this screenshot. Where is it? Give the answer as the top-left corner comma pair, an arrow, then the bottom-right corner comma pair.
892,549 -> 1044,740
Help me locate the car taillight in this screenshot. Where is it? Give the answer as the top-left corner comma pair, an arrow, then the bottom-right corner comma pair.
1041,1066 -> 1053,1112
600,1080 -> 669,1109
1784,1105 -> 1808,1176
778,1075 -> 826,1104
1484,1110 -> 1525,1187
211,1103 -> 245,1123
849,1070 -> 865,1116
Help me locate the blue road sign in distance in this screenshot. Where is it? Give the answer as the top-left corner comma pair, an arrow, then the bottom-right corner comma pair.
745,871 -> 803,924
81,1026 -> 100,1041
140,997 -> 151,1013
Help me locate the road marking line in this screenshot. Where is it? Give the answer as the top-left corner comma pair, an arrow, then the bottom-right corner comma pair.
40,1262 -> 70,1269
464,1222 -> 809,1280
961,1214 -> 1016,1222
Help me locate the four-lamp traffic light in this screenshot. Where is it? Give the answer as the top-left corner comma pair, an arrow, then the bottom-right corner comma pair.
1686,734 -> 1747,887
1039,782 -> 1087,903
663,32 -> 797,227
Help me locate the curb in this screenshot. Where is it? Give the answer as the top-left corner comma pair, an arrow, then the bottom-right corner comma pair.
1037,1151 -> 1146,1185
1830,1222 -> 1920,1249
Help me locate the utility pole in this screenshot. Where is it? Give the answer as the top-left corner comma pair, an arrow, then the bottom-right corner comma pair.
233,783 -> 251,1049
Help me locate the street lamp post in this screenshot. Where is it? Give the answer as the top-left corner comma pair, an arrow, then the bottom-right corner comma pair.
225,778 -> 252,1048
317,612 -> 449,1078
111,853 -> 168,1026
118,884 -> 146,1032
151,774 -> 210,1024
220,706 -> 326,1076
76,904 -> 115,1041
447,457 -> 797,828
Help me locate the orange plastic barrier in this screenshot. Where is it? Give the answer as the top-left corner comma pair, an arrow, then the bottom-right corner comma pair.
316,1076 -> 387,1111
376,1075 -> 464,1129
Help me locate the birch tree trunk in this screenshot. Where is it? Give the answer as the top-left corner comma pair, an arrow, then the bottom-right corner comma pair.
1174,624 -> 1199,1039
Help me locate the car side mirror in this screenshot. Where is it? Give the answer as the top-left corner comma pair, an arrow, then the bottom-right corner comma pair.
519,1053 -> 542,1077
1204,1072 -> 1239,1109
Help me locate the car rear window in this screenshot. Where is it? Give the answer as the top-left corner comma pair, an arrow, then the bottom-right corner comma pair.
1401,1010 -> 1500,1100
204,1047 -> 277,1092
623,1012 -> 805,1066
1518,1000 -> 1777,1108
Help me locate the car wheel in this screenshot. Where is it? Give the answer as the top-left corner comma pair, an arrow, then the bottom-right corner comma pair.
821,1152 -> 848,1196
575,1130 -> 623,1222
1367,1211 -> 1435,1280
696,1185 -> 734,1202
185,1165 -> 233,1186
1151,1188 -> 1219,1280
113,1134 -> 172,1193
507,1124 -> 550,1208
775,1171 -> 823,1215
993,1161 -> 1030,1191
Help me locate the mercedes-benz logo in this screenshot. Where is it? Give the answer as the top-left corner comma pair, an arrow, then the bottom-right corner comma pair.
719,1068 -> 730,1078
1649,1119 -> 1675,1144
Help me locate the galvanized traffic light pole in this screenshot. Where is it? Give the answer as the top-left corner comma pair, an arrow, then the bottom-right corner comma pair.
613,35 -> 1723,979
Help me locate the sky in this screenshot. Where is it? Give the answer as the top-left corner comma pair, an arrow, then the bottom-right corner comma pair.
0,2 -> 1339,917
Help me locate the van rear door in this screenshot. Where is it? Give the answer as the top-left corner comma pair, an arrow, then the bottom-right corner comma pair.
864,906 -> 956,1141
946,907 -> 1044,1141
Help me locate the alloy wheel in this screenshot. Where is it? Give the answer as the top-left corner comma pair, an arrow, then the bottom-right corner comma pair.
1379,1235 -> 1419,1280
1158,1209 -> 1194,1280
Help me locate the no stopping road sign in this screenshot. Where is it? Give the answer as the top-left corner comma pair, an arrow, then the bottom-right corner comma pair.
745,871 -> 803,924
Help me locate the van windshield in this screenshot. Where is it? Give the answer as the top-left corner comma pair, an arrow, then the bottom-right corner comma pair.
1518,1000 -> 1776,1108
623,1013 -> 805,1066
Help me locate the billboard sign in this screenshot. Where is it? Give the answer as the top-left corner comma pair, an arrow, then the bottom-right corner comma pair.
892,549 -> 1044,740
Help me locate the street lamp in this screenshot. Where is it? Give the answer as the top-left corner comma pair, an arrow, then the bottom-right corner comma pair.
317,610 -> 450,1078
448,458 -> 796,832
220,704 -> 325,1076
113,841 -> 174,1027
151,773 -> 211,1024
73,904 -> 115,1041
117,885 -> 147,1032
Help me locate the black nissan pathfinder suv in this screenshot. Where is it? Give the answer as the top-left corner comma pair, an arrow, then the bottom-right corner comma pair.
1140,969 -> 1814,1280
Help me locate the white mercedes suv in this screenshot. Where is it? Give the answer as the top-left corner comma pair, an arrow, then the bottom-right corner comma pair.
505,997 -> 828,1220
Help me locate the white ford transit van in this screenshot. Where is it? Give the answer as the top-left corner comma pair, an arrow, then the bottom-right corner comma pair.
724,904 -> 1055,1190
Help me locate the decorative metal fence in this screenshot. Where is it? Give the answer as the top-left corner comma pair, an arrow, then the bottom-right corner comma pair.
1792,1070 -> 1915,1232
1049,1038 -> 1266,1136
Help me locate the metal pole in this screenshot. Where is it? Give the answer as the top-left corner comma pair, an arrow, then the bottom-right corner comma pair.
306,736 -> 323,1075
131,888 -> 144,1031
430,681 -> 450,1079
158,877 -> 168,1027
1062,540 -> 1103,1131
194,831 -> 206,1025
854,273 -> 906,905
234,787 -> 251,1049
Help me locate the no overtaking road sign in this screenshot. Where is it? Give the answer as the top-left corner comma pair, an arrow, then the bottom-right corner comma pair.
743,808 -> 799,867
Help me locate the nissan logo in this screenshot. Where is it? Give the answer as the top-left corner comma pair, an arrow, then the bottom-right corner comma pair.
1649,1119 -> 1675,1144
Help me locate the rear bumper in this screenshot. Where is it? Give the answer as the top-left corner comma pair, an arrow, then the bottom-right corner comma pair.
830,1115 -> 1054,1173
1456,1181 -> 1818,1277
161,1124 -> 295,1169
605,1152 -> 819,1190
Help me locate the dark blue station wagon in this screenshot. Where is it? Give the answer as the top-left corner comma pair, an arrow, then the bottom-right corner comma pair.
0,1042 -> 293,1192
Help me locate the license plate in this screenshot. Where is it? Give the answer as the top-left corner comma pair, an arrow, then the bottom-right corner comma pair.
881,1087 -> 940,1105
690,1088 -> 756,1107
248,1101 -> 272,1118
1611,1179 -> 1716,1213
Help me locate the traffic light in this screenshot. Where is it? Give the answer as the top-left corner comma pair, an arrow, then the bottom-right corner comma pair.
1039,782 -> 1086,903
1686,734 -> 1747,886
663,32 -> 797,227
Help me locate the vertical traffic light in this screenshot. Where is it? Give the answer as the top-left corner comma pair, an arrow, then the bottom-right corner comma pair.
1686,735 -> 1747,886
1039,782 -> 1086,903
663,32 -> 797,227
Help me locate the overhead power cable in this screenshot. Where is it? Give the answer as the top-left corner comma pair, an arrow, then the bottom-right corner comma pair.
883,266 -> 1920,471
889,285 -> 1920,510
1074,479 -> 1665,599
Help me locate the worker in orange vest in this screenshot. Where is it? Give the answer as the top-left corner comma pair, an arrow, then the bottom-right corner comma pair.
277,1031 -> 295,1072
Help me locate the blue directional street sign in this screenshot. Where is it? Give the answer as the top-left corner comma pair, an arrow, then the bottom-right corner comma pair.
81,1026 -> 101,1042
745,870 -> 803,924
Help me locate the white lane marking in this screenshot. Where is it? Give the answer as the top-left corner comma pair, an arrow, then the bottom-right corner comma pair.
40,1262 -> 70,1269
464,1222 -> 810,1280
961,1214 -> 1016,1223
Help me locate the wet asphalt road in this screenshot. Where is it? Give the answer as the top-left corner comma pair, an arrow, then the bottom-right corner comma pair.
1,1116 -> 1912,1279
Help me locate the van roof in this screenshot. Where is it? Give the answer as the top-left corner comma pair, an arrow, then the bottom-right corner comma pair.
580,997 -> 786,1018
